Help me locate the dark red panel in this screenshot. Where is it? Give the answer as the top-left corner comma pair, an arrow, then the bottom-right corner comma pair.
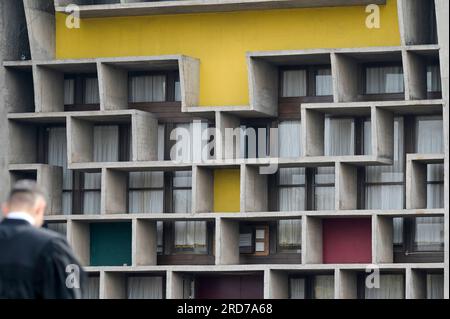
195,274 -> 264,299
322,218 -> 372,264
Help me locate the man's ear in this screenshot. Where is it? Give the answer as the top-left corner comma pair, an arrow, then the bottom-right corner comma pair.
2,203 -> 9,217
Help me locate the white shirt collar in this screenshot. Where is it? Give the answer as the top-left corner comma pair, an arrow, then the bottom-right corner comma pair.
7,212 -> 35,226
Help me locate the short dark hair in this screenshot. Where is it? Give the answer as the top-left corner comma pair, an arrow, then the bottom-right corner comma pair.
8,180 -> 46,207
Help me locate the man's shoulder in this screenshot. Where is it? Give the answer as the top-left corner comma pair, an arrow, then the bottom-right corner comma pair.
18,225 -> 68,249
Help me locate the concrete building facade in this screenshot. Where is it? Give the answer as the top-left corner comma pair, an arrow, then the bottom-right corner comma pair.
0,0 -> 448,299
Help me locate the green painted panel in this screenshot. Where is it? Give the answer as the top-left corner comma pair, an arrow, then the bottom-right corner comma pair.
90,222 -> 132,266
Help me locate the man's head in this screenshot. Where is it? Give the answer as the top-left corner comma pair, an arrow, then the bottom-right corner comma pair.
2,180 -> 47,227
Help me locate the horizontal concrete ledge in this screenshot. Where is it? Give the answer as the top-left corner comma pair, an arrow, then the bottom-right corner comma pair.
44,208 -> 445,221
406,153 -> 445,164
66,156 -> 392,171
54,0 -> 386,18
81,262 -> 443,273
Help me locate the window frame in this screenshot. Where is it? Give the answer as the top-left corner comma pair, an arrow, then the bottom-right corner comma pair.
359,62 -> 405,101
63,73 -> 101,111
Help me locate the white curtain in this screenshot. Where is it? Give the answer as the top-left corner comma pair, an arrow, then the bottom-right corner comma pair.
315,68 -> 333,96
365,274 -> 404,299
64,78 -> 75,105
290,278 -> 306,299
174,221 -> 207,249
48,127 -> 73,215
173,171 -> 192,214
414,217 -> 444,251
279,168 -> 305,211
315,167 -> 335,210
129,124 -> 165,214
278,121 -> 302,158
278,219 -> 302,248
427,274 -> 444,299
427,65 -> 441,92
363,119 -> 372,155
129,75 -> 166,102
392,217 -> 403,245
324,117 -> 355,156
83,126 -> 119,214
314,275 -> 334,299
175,79 -> 181,102
84,77 -> 100,104
365,118 -> 404,209
416,116 -> 444,208
127,276 -> 163,299
128,171 -> 164,214
366,66 -> 404,94
84,276 -> 100,299
282,70 -> 307,97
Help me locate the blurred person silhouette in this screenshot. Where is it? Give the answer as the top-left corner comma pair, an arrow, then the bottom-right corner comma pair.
0,180 -> 85,299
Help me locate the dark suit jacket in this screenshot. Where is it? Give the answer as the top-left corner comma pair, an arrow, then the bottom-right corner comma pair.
0,218 -> 86,299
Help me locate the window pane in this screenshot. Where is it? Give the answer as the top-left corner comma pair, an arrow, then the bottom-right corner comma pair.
314,275 -> 334,299
415,116 -> 443,154
64,78 -> 75,105
173,171 -> 192,188
83,172 -> 101,214
93,125 -> 119,162
278,121 -> 302,157
324,117 -> 355,156
84,77 -> 100,104
427,274 -> 444,299
85,276 -> 100,299
127,276 -> 163,299
278,219 -> 302,248
175,80 -> 181,102
282,70 -> 307,97
427,65 -> 441,92
365,274 -> 404,299
414,217 -> 444,251
290,278 -> 306,299
365,66 -> 404,94
173,189 -> 192,214
279,167 -> 305,185
393,217 -> 403,245
129,75 -> 166,102
279,187 -> 305,211
315,186 -> 335,210
128,190 -> 163,214
315,68 -> 333,96
174,221 -> 207,251
365,184 -> 404,210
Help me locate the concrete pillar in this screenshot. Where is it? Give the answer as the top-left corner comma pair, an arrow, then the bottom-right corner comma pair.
102,272 -> 126,299
403,50 -> 428,100
331,53 -> 358,102
247,56 -> 278,116
67,116 -> 94,164
435,0 -> 449,299
372,215 -> 393,264
335,269 -> 357,299
101,168 -> 127,214
216,218 -> 239,265
406,158 -> 427,209
302,216 -> 323,264
242,165 -> 268,212
192,166 -> 214,213
372,106 -> 394,159
166,271 -> 185,299
68,220 -> 90,266
38,164 -> 63,215
98,62 -> 128,111
335,162 -> 357,210
267,270 -> 289,299
301,108 -> 324,156
131,112 -> 159,161
33,65 -> 64,112
179,56 -> 200,110
132,219 -> 157,266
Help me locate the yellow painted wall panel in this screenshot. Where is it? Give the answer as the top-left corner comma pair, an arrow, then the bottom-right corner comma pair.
213,169 -> 240,212
56,0 -> 400,106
